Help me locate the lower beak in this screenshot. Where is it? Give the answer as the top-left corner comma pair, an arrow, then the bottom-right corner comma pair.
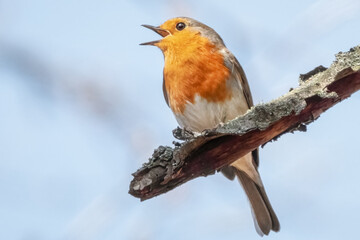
140,24 -> 170,46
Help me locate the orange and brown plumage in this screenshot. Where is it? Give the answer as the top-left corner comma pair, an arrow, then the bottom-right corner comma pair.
141,17 -> 280,236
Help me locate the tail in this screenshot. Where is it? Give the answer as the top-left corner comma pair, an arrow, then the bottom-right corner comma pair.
234,167 -> 280,236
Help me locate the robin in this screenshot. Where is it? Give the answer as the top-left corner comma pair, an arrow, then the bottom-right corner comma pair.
141,17 -> 280,236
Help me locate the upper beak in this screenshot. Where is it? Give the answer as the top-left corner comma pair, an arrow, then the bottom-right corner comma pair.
140,24 -> 170,46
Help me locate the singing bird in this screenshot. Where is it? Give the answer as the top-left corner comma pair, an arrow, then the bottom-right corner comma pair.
141,17 -> 280,236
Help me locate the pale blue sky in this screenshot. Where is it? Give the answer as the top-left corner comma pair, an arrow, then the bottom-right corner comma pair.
1,0 -> 360,239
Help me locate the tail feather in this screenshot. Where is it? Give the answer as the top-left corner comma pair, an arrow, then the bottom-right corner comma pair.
235,168 -> 280,235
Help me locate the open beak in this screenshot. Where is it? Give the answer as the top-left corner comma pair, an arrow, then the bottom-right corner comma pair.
140,24 -> 170,46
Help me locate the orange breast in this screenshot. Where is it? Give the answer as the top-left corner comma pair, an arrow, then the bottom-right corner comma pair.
161,33 -> 231,114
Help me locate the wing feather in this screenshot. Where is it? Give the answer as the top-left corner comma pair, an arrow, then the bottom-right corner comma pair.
163,76 -> 169,107
229,55 -> 254,108
226,53 -> 259,166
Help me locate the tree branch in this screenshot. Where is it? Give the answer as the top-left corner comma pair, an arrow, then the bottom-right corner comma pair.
129,45 -> 360,201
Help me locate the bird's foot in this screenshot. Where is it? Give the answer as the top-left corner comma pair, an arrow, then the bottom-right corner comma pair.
172,127 -> 196,141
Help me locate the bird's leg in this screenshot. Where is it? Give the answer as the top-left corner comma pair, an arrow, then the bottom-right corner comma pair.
172,126 -> 196,141
201,122 -> 225,137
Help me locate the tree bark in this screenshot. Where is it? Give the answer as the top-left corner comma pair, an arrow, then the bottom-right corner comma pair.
129,45 -> 360,201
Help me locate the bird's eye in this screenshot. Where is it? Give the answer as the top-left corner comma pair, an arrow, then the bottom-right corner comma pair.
176,22 -> 186,31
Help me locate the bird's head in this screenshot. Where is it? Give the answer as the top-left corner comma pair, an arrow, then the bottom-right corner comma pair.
141,17 -> 225,56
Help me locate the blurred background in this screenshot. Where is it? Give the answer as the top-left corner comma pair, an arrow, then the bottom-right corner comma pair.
1,0 -> 360,239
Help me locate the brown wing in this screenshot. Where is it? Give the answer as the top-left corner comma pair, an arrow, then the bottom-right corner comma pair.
163,76 -> 169,107
228,54 -> 259,166
230,55 -> 254,108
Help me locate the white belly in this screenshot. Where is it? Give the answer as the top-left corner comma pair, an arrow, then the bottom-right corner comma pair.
174,90 -> 249,132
